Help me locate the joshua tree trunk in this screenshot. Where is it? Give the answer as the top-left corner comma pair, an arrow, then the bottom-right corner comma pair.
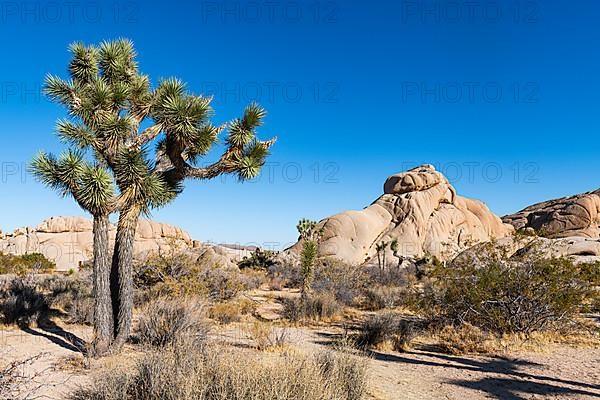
110,205 -> 141,351
91,214 -> 113,356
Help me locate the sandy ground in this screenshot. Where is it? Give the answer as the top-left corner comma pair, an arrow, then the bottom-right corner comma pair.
2,320 -> 599,400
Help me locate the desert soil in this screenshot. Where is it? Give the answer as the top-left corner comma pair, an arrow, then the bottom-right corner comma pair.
3,320 -> 599,400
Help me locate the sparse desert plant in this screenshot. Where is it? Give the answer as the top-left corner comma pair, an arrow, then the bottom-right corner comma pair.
283,292 -> 342,323
71,343 -> 368,400
209,299 -> 255,325
353,313 -> 423,351
244,321 -> 289,350
136,298 -> 209,347
436,324 -> 493,355
0,279 -> 49,327
134,253 -> 250,302
313,259 -> 367,306
362,285 -> 406,311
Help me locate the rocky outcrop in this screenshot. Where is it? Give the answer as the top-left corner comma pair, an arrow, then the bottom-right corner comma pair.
503,190 -> 600,238
0,216 -> 241,271
292,165 -> 513,265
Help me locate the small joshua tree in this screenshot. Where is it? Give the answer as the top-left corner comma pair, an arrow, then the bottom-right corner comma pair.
375,241 -> 389,272
297,219 -> 323,298
389,239 -> 402,270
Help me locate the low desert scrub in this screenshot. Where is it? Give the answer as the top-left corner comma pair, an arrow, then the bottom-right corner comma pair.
418,256 -> 596,334
283,292 -> 343,323
244,321 -> 289,351
353,313 -> 423,352
134,253 -> 251,302
362,285 -> 407,311
209,298 -> 255,324
0,252 -> 55,275
0,353 -> 46,399
0,279 -> 49,327
71,344 -> 368,400
238,248 -> 277,270
435,324 -> 495,355
135,298 -> 209,347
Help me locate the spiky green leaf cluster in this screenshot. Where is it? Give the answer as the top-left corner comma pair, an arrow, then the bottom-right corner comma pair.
31,151 -> 115,215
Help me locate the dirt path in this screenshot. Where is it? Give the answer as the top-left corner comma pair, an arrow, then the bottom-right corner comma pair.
216,324 -> 600,400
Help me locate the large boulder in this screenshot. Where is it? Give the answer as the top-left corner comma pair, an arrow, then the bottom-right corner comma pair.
503,190 -> 600,238
292,165 -> 513,265
0,216 -> 240,271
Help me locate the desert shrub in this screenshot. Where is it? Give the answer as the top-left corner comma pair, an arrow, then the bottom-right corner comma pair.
71,344 -> 368,400
238,248 -> 277,270
436,324 -> 493,355
136,298 -> 209,347
267,261 -> 302,289
0,252 -> 55,275
420,257 -> 595,334
0,279 -> 49,327
283,292 -> 342,323
244,321 -> 289,350
134,253 -> 248,301
209,299 -> 255,324
362,285 -> 408,311
48,276 -> 94,325
353,313 -> 423,351
313,259 -> 367,306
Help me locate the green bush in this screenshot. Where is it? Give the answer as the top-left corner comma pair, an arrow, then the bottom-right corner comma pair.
0,252 -> 55,275
419,257 -> 595,334
134,253 -> 247,302
238,248 -> 277,270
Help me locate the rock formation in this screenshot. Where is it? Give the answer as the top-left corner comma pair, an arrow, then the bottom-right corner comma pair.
292,165 -> 513,265
503,190 -> 600,238
0,216 -> 243,271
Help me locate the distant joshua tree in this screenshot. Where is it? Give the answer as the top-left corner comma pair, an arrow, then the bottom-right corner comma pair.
31,39 -> 275,354
375,241 -> 389,271
297,218 -> 323,298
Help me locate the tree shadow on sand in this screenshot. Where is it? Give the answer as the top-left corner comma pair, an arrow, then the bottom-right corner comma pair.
311,331 -> 600,399
369,350 -> 600,399
19,313 -> 87,354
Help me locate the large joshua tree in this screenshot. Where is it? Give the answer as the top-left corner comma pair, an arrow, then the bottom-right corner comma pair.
33,39 -> 275,353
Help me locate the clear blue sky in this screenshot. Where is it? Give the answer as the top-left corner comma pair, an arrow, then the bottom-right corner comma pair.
0,0 -> 598,249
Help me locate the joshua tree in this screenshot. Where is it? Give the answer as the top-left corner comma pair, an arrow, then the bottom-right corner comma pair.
375,241 -> 389,271
31,150 -> 115,354
34,39 -> 275,353
390,239 -> 403,269
297,219 -> 323,298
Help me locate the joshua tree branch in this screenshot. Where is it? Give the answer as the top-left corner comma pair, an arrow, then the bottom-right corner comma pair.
130,124 -> 163,148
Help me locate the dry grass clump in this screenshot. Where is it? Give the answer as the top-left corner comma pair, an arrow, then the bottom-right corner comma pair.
283,292 -> 342,323
135,298 -> 209,348
244,321 -> 289,351
71,344 -> 369,400
209,298 -> 255,325
435,324 -> 495,355
353,313 -> 423,352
